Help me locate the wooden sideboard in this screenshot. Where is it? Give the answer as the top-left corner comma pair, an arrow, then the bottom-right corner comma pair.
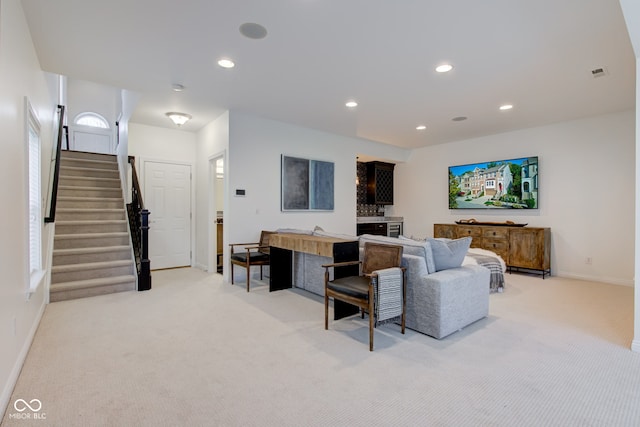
434,224 -> 551,278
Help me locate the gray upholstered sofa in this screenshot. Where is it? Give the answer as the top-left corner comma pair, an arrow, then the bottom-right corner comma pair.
288,229 -> 490,340
358,234 -> 490,339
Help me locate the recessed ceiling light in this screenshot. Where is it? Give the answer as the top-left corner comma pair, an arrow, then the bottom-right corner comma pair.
435,64 -> 454,73
345,101 -> 358,108
172,84 -> 185,92
499,104 -> 514,111
217,58 -> 235,68
239,22 -> 268,40
416,125 -> 427,130
452,116 -> 467,122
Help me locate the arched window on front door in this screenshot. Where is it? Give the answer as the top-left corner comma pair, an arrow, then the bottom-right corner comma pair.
74,112 -> 109,129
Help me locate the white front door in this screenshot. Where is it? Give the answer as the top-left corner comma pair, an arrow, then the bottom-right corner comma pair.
144,161 -> 192,269
70,127 -> 113,154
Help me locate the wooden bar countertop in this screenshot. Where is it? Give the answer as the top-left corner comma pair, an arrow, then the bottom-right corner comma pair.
269,233 -> 357,258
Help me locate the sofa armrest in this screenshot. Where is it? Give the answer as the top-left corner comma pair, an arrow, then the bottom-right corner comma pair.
406,264 -> 490,339
401,254 -> 429,285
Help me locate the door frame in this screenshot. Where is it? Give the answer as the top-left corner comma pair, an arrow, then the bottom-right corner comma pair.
208,151 -> 226,274
140,157 -> 196,268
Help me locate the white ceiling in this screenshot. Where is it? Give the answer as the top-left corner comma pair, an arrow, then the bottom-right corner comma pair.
21,0 -> 636,149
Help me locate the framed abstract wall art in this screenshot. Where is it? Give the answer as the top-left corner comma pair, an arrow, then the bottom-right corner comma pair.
281,155 -> 334,211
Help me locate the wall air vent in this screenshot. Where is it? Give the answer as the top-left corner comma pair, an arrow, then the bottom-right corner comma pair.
591,67 -> 608,78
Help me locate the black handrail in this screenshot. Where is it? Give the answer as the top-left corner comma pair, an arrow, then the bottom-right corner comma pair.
127,156 -> 151,291
45,105 -> 66,223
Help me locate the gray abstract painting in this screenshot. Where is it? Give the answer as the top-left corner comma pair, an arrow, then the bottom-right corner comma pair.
282,155 -> 334,211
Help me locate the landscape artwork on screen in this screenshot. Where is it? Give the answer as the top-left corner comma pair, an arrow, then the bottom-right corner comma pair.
449,156 -> 538,209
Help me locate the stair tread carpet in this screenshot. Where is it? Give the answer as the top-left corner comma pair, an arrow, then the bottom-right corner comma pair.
53,245 -> 130,255
51,259 -> 133,273
54,232 -> 129,239
55,219 -> 128,225
50,275 -> 137,292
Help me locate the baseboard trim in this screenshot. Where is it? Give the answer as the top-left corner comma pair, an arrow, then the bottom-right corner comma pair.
194,262 -> 209,271
632,339 -> 640,353
0,300 -> 46,420
555,271 -> 633,287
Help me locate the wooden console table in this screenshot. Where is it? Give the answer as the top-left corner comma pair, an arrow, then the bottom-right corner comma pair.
434,224 -> 551,278
269,233 -> 359,292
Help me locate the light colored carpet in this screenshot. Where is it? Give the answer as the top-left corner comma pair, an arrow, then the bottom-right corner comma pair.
2,269 -> 640,426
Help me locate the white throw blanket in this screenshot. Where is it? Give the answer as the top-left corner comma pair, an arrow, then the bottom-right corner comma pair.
374,267 -> 404,323
463,248 -> 506,292
463,248 -> 506,272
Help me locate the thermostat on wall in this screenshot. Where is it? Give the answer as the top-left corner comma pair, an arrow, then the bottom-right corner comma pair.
235,189 -> 246,197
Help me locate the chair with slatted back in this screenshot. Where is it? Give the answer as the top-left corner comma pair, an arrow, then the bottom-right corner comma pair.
322,242 -> 406,351
229,230 -> 276,292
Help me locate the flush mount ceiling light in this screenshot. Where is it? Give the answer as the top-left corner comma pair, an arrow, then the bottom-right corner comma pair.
239,22 -> 268,40
172,84 -> 185,92
499,104 -> 514,111
217,58 -> 235,68
345,100 -> 358,108
165,112 -> 192,126
435,64 -> 454,73
416,125 -> 427,130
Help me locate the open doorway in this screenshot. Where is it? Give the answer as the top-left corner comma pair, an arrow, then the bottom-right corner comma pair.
209,154 -> 225,274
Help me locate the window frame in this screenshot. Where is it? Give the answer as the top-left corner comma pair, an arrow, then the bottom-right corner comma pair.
73,111 -> 110,129
26,97 -> 45,293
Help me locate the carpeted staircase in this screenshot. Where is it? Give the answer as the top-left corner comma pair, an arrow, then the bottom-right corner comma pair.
50,151 -> 137,302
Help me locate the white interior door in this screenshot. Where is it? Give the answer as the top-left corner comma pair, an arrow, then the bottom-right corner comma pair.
70,127 -> 113,154
144,161 -> 192,269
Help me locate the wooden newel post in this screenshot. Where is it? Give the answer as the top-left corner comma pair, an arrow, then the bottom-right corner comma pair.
139,209 -> 152,291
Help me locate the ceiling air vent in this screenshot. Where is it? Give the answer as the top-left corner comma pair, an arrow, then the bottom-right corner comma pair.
591,67 -> 608,78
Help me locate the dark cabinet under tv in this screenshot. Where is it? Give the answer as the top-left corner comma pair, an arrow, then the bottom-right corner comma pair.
433,224 -> 551,278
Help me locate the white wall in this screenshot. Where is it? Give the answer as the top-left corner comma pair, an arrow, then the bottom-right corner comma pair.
619,0 -> 640,352
214,111 -> 410,283
0,0 -> 58,418
396,110 -> 635,286
194,111 -> 229,271
67,79 -> 119,124
128,123 -> 197,164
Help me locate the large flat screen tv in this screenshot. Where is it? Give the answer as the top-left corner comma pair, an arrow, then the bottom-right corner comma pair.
449,156 -> 538,209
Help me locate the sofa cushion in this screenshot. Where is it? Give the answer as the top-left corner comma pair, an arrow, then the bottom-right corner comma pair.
427,237 -> 472,271
359,234 -> 436,274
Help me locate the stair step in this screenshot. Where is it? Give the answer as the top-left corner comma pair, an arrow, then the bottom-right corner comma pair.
52,150 -> 139,302
50,275 -> 137,302
57,196 -> 124,209
55,220 -> 128,235
53,245 -> 132,265
59,175 -> 121,188
58,186 -> 123,198
60,165 -> 119,178
54,232 -> 129,249
51,259 -> 134,283
60,151 -> 118,162
56,208 -> 125,221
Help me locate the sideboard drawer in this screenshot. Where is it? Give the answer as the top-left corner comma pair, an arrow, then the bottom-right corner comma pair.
482,227 -> 509,239
456,226 -> 482,238
482,240 -> 509,261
